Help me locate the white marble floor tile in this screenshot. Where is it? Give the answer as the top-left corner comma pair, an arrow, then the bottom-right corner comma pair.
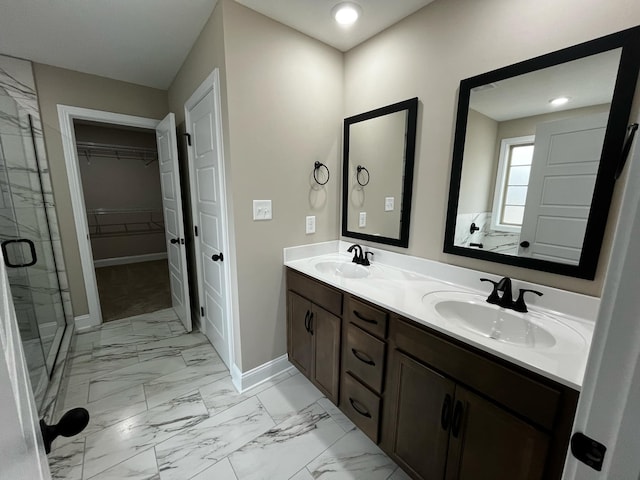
180,343 -> 222,366
198,371 -> 290,416
83,391 -> 208,478
190,458 -> 238,480
257,373 -> 325,424
306,429 -> 397,479
144,360 -> 228,409
228,402 -> 346,480
87,448 -> 159,480
168,321 -> 186,334
137,333 -> 210,362
81,385 -> 148,437
317,398 -> 356,433
155,396 -> 275,480
48,437 -> 85,480
87,356 -> 186,402
290,468 -> 314,480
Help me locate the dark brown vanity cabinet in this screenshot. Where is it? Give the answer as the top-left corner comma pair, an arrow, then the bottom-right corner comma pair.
340,296 -> 389,443
286,269 -> 342,403
382,317 -> 579,480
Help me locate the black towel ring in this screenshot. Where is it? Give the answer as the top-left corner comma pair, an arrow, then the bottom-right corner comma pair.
356,165 -> 370,186
313,161 -> 330,185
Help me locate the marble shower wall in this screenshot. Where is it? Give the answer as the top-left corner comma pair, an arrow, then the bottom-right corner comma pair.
454,212 -> 520,255
0,54 -> 73,411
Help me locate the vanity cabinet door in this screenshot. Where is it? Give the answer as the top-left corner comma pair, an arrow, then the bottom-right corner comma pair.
445,386 -> 550,480
311,305 -> 341,403
288,291 -> 312,377
387,350 -> 455,480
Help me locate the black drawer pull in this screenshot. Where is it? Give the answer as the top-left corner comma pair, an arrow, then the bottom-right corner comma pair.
451,400 -> 464,438
308,312 -> 314,335
349,397 -> 372,418
353,310 -> 378,324
351,348 -> 375,366
441,394 -> 452,431
304,310 -> 310,332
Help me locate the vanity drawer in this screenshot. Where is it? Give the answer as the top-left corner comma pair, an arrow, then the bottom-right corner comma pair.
392,317 -> 561,430
345,323 -> 386,393
346,296 -> 388,339
286,268 -> 342,317
341,372 -> 381,443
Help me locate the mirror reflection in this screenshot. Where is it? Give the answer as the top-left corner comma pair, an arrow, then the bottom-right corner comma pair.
454,49 -> 620,265
342,98 -> 418,247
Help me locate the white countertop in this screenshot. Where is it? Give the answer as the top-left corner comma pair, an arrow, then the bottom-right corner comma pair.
284,241 -> 598,391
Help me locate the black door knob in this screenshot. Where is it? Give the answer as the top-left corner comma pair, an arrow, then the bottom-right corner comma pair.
170,238 -> 179,244
520,241 -> 530,248
212,252 -> 224,262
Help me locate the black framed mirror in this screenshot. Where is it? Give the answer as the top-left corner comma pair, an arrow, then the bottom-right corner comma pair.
444,26 -> 640,279
342,98 -> 418,247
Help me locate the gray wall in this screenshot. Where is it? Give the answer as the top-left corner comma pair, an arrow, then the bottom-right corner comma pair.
344,0 -> 640,297
33,64 -> 168,315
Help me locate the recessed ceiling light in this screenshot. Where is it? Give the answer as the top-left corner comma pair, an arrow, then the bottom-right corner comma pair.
549,96 -> 570,107
332,2 -> 361,26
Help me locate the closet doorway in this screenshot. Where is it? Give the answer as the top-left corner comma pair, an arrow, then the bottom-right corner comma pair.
58,107 -> 191,331
74,120 -> 169,322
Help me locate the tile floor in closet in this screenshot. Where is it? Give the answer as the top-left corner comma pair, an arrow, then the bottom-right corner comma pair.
49,308 -> 410,480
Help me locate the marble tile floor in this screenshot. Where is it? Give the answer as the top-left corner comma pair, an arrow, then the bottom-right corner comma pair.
49,308 -> 410,480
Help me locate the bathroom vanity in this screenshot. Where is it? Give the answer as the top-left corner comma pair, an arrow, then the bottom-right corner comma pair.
284,241 -> 595,480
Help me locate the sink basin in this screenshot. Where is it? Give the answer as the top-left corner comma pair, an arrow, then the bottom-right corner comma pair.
314,261 -> 371,279
423,291 -> 585,350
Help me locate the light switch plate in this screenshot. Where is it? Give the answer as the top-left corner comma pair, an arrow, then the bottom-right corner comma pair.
305,215 -> 316,234
359,212 -> 366,227
253,200 -> 272,220
385,196 -> 395,211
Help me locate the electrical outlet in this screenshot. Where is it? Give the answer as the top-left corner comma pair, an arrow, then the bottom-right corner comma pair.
253,200 -> 272,220
385,196 -> 395,211
359,212 -> 366,227
305,215 -> 316,234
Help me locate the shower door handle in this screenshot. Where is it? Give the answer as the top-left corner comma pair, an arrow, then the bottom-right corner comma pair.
1,239 -> 38,268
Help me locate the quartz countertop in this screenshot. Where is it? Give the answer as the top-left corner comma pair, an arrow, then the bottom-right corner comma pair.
284,241 -> 598,390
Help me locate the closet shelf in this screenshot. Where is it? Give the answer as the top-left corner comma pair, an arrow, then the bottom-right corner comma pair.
76,142 -> 157,165
86,208 -> 164,239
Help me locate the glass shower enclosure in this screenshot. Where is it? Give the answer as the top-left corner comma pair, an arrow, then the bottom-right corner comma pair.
0,56 -> 71,411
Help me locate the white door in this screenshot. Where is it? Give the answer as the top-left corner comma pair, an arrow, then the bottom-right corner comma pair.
156,113 -> 191,332
185,70 -> 231,368
518,112 -> 608,264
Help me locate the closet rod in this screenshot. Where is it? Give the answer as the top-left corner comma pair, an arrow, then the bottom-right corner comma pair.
76,141 -> 157,162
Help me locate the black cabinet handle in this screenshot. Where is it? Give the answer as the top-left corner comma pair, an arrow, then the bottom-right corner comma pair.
351,348 -> 375,366
451,401 -> 464,438
304,310 -> 310,332
349,397 -> 372,418
353,310 -> 377,324
1,239 -> 37,268
308,312 -> 314,335
441,394 -> 452,431
212,252 -> 224,262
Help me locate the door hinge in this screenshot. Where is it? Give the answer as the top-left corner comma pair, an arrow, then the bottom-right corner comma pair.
200,306 -> 204,317
183,132 -> 192,146
194,225 -> 199,237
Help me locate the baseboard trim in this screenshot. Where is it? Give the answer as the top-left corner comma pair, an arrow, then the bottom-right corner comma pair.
231,354 -> 293,393
94,252 -> 168,268
74,314 -> 99,331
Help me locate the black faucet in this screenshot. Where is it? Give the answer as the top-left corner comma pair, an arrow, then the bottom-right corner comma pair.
362,251 -> 374,266
347,244 -> 364,264
481,277 -> 543,312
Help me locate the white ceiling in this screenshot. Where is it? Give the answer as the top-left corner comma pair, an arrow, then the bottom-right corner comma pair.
0,0 -> 433,90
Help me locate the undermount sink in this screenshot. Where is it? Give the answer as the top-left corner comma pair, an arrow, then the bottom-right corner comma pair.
422,291 -> 585,350
314,260 -> 371,279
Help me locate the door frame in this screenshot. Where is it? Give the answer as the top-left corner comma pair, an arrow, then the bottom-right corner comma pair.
57,105 -> 160,329
184,69 -> 237,371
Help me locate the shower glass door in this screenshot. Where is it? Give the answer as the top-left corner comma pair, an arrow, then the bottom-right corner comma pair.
0,86 -> 67,409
